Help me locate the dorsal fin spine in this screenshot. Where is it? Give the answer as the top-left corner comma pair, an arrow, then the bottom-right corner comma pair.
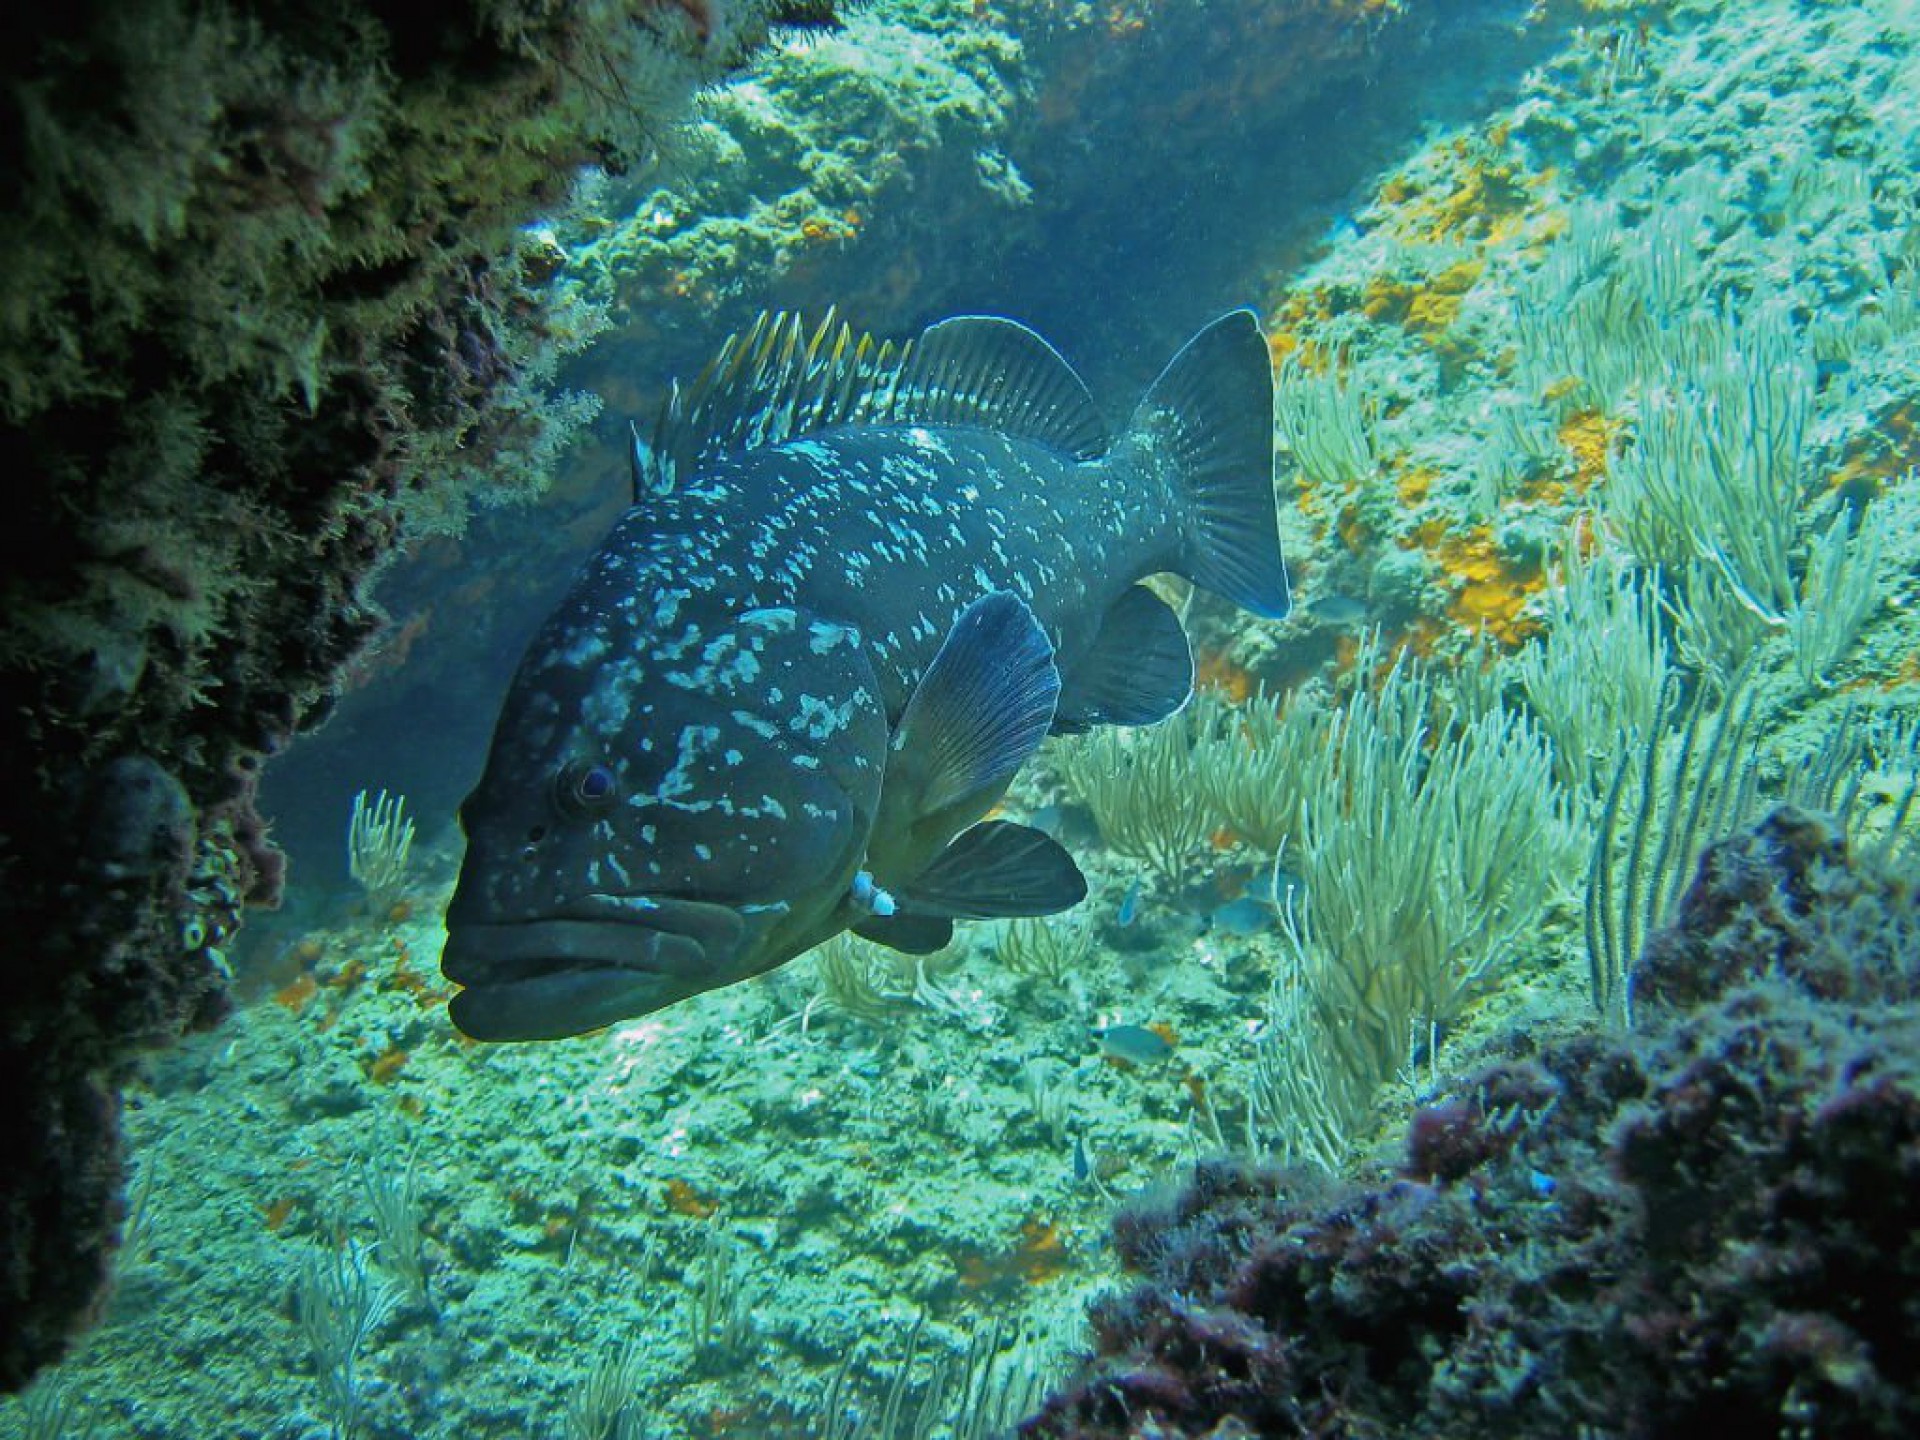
640,311 -> 1108,483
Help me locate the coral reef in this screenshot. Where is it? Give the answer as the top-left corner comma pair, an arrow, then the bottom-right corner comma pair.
0,0 -> 816,1393
557,0 -> 1451,406
1021,806 -> 1920,1438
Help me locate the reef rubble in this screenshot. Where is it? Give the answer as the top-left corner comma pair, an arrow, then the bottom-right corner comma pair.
1023,806 -> 1920,1439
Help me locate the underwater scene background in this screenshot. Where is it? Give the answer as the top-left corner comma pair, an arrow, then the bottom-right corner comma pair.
5,0 -> 1920,1436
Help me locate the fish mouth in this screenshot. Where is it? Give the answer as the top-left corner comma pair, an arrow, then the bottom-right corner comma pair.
441,894 -> 748,1042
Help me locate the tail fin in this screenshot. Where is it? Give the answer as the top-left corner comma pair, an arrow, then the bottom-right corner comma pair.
1119,309 -> 1290,619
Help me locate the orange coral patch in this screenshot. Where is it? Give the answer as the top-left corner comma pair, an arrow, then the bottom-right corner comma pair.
1184,1072 -> 1211,1117
1362,274 -> 1413,327
386,955 -> 444,1009
1406,260 -> 1483,334
1430,527 -> 1544,647
1827,398 -> 1920,505
1333,630 -> 1362,675
1378,175 -> 1417,206
1555,409 -> 1617,493
1361,259 -> 1486,340
1194,650 -> 1255,703
274,973 -> 318,1013
1013,1218 -> 1069,1284
1402,615 -> 1452,660
1396,466 -> 1436,507
666,1178 -> 717,1220
1880,651 -> 1920,691
1422,149 -> 1531,242
956,1217 -> 1071,1293
1336,498 -> 1372,555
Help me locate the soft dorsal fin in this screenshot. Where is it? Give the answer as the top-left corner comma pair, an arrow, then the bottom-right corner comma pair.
636,311 -> 1109,493
889,316 -> 1109,460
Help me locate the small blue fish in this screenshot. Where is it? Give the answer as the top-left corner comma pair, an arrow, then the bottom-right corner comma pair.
1322,215 -> 1363,251
1116,876 -> 1145,928
1093,1023 -> 1176,1066
1307,593 -> 1369,628
1072,1133 -> 1090,1184
1025,803 -> 1067,840
442,309 -> 1291,1040
1247,857 -> 1303,911
1208,895 -> 1276,937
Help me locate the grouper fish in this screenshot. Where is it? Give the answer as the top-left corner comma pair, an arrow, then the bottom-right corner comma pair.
441,308 -> 1289,1041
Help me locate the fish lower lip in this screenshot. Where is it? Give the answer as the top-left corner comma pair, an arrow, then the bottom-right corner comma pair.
440,895 -> 745,987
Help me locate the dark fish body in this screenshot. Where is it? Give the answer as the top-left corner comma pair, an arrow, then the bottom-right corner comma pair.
443,310 -> 1289,1041
594,422 -> 1171,721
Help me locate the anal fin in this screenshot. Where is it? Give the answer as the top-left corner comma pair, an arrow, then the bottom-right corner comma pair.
1053,584 -> 1194,734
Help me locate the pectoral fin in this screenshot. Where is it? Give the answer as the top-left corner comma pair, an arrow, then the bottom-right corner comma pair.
881,591 -> 1061,847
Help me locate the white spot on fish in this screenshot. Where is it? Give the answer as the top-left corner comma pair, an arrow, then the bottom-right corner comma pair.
659,725 -> 721,800
809,619 -> 858,653
558,630 -> 609,668
793,694 -> 854,740
652,588 -> 691,628
732,709 -> 779,740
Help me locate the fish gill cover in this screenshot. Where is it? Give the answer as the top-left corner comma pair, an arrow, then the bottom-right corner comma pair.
5,0 -> 1920,1437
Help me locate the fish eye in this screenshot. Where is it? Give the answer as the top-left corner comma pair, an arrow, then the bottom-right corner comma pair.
553,760 -> 619,817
